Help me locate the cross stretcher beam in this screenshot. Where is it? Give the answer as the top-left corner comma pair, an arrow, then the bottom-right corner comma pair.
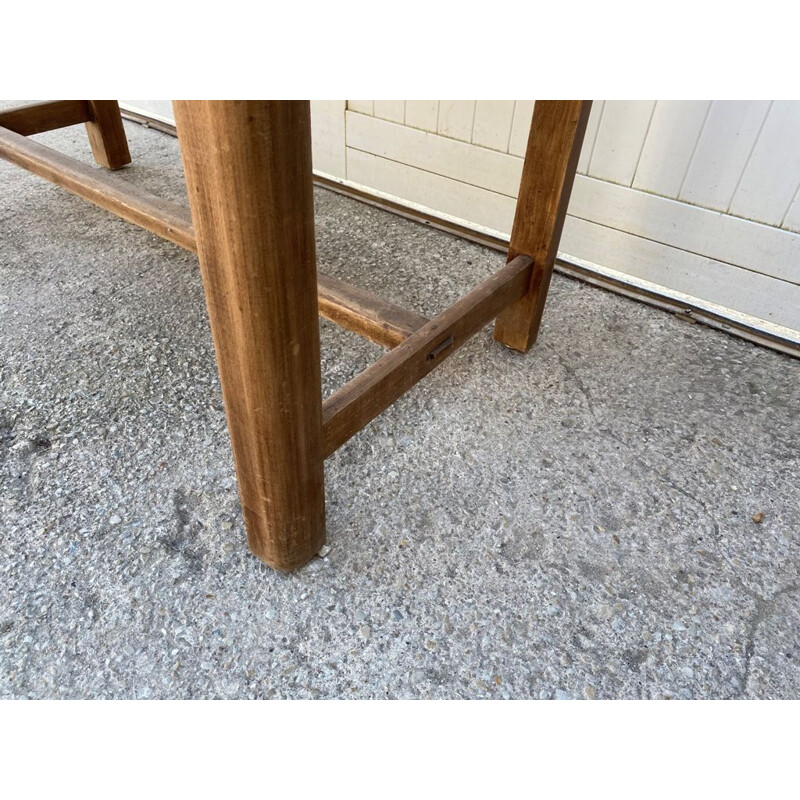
0,100 -> 94,136
1,98 -> 590,571
322,254 -> 534,456
0,123 -> 427,349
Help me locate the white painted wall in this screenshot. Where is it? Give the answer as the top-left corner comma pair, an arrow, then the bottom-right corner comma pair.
121,100 -> 800,338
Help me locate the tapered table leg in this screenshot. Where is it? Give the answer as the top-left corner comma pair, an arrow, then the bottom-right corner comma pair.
174,100 -> 326,571
494,100 -> 592,353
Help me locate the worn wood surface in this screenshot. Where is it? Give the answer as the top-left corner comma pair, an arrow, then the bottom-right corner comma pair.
0,125 -> 420,348
493,100 -> 591,353
323,254 -> 533,457
0,100 -> 92,136
0,126 -> 195,249
85,101 -> 131,170
318,273 -> 428,348
174,100 -> 325,570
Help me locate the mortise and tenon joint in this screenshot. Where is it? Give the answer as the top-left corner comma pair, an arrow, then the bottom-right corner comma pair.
0,99 -> 591,571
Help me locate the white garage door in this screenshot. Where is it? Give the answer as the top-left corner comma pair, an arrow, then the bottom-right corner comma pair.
122,100 -> 800,345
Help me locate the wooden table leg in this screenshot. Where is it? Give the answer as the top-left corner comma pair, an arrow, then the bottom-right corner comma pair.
174,100 -> 326,571
85,101 -> 131,170
494,100 -> 592,353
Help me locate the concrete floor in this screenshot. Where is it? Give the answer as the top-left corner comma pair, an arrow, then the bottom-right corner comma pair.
1,118 -> 799,700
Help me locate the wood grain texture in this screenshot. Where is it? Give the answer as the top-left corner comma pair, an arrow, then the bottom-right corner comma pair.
494,100 -> 592,352
318,172 -> 800,337
0,125 -> 194,249
0,100 -> 92,135
85,101 -> 131,170
323,255 -> 533,457
174,100 -> 325,570
317,274 -> 428,348
0,125 -> 418,348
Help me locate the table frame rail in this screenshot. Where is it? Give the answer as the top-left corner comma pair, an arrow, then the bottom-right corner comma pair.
0,99 -> 590,570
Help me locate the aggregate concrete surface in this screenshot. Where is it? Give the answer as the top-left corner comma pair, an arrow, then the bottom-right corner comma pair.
1,113 -> 798,699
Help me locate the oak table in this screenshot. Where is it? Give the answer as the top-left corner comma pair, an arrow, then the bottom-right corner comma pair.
0,99 -> 591,571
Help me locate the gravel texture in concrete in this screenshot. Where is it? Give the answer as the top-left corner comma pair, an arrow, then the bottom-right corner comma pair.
1,115 -> 799,699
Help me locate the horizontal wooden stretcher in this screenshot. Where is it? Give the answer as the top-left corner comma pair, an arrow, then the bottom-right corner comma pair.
0,99 -> 591,570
